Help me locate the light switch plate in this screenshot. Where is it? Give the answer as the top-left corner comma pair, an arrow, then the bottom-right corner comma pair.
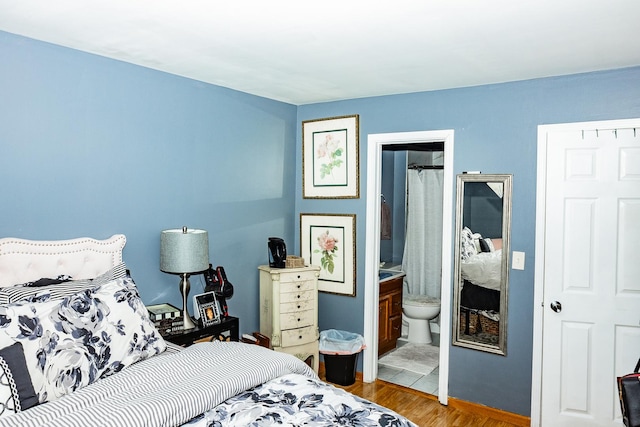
512,251 -> 525,270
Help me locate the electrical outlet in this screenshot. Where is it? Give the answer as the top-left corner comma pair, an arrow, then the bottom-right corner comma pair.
512,251 -> 525,270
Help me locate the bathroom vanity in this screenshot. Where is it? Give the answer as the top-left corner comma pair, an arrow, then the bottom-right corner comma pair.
378,271 -> 404,356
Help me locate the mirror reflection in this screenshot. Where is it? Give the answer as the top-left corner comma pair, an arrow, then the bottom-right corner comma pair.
452,174 -> 512,355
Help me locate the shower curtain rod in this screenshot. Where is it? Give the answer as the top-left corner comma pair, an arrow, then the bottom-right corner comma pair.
408,165 -> 444,170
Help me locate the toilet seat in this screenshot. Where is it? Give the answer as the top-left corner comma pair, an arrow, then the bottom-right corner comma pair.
403,294 -> 440,306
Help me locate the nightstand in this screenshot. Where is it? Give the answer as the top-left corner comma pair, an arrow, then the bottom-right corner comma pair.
162,316 -> 239,347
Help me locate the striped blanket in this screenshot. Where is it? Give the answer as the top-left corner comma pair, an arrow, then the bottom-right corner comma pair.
0,342 -> 316,427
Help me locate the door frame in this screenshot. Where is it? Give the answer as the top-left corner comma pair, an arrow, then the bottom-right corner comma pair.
531,117 -> 640,425
363,129 -> 454,405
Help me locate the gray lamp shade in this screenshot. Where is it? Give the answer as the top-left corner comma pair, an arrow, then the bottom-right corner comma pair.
160,227 -> 209,274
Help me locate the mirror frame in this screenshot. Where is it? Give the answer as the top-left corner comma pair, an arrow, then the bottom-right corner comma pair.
452,173 -> 512,355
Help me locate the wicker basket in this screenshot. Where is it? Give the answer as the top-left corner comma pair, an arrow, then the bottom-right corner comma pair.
285,255 -> 305,268
460,312 -> 499,336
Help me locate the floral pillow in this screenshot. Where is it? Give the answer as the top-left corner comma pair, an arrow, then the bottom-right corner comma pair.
460,227 -> 479,261
0,277 -> 166,403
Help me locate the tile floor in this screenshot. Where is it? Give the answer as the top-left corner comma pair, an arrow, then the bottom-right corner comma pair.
377,333 -> 440,396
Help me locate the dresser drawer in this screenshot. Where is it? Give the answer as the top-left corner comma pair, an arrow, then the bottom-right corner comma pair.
280,298 -> 315,313
279,289 -> 315,304
278,270 -> 318,284
280,309 -> 315,330
279,279 -> 316,294
281,325 -> 317,346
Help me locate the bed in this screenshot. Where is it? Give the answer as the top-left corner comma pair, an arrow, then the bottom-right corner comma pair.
459,227 -> 502,334
0,235 -> 416,427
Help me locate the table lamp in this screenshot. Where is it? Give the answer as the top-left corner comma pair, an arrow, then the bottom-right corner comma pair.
160,226 -> 209,330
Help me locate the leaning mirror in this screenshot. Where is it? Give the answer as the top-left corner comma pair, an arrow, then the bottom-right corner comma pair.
452,174 -> 512,355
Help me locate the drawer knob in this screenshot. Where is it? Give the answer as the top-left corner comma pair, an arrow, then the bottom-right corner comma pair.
297,295 -> 301,299
299,335 -> 302,339
297,318 -> 301,322
297,305 -> 301,309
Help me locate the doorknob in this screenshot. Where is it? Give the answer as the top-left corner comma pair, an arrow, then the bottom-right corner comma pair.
550,301 -> 562,313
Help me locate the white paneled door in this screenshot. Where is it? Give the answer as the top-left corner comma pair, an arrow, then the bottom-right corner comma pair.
535,120 -> 640,426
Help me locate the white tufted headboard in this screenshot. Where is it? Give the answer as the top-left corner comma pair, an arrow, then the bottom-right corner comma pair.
0,234 -> 126,287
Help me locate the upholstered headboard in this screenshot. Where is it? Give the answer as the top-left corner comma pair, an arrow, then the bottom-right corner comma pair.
0,234 -> 126,287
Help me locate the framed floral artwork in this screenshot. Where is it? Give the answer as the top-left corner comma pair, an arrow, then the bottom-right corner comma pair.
300,213 -> 356,296
302,115 -> 359,199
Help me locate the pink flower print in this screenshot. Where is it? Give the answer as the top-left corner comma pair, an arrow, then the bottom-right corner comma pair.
318,232 -> 337,252
315,133 -> 344,179
315,230 -> 339,274
316,142 -> 328,159
324,134 -> 338,153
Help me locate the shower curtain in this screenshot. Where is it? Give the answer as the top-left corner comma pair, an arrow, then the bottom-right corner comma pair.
402,168 -> 444,298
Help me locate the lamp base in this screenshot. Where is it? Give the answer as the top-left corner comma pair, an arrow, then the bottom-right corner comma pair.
180,273 -> 197,330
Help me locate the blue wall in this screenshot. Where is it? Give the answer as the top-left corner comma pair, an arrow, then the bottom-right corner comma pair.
379,150 -> 405,264
3,29 -> 640,417
297,67 -> 640,415
0,31 -> 298,332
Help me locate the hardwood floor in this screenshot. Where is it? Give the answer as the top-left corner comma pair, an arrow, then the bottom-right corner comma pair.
320,369 -> 529,427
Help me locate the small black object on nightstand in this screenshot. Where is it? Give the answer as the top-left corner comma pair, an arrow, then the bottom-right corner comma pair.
162,316 -> 239,347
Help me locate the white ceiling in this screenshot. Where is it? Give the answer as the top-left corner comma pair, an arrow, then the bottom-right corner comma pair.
1,1 -> 639,105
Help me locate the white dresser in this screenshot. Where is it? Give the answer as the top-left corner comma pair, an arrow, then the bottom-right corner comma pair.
258,264 -> 320,373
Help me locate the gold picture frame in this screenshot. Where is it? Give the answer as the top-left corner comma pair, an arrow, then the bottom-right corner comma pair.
300,213 -> 356,296
302,115 -> 359,199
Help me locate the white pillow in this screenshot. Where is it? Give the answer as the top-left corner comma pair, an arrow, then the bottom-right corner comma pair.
0,277 -> 166,403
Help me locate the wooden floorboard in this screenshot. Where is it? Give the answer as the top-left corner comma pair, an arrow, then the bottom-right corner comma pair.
320,368 -> 529,427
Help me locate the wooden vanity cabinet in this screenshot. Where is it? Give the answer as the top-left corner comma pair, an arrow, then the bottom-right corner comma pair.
378,275 -> 403,356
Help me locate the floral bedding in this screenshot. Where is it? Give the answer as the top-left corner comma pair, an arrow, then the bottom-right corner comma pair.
0,341 -> 355,427
187,372 -> 417,427
0,275 -> 166,406
0,263 -> 417,427
0,339 -> 418,427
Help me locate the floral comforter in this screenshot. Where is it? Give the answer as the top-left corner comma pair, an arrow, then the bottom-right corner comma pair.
0,341 -> 416,427
186,373 -> 416,427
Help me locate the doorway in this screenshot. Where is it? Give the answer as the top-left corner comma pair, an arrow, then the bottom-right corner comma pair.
532,118 -> 640,426
363,130 -> 455,406
377,144 -> 444,395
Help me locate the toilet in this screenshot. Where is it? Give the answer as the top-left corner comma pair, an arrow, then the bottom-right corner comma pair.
401,294 -> 441,344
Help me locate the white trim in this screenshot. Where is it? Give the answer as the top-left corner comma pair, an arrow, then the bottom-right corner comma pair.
531,124 -> 549,427
364,130 -> 454,406
532,117 -> 640,426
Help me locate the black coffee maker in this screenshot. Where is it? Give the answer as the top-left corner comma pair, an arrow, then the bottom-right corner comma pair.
268,237 -> 287,268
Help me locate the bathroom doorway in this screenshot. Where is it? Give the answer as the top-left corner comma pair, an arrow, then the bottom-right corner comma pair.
363,130 -> 454,406
377,145 -> 444,395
